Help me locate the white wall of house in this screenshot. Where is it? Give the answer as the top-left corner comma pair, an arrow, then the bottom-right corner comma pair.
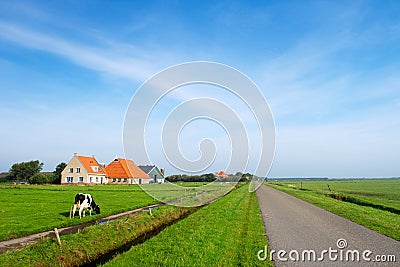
61,156 -> 87,184
148,167 -> 165,183
108,177 -> 151,184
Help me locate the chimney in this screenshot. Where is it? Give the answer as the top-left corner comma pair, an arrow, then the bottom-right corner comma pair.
161,168 -> 165,176
74,153 -> 78,157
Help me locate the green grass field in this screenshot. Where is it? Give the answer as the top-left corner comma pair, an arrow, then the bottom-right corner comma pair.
141,182 -> 236,207
103,185 -> 272,267
267,179 -> 400,240
0,184 -> 157,241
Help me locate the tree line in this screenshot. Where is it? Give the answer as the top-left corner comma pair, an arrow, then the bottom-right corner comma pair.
165,172 -> 254,183
165,173 -> 217,183
1,160 -> 67,184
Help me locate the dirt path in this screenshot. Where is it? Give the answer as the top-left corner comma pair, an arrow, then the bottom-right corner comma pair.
257,185 -> 399,266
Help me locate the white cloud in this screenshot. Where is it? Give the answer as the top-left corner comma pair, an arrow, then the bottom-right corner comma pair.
0,22 -> 162,82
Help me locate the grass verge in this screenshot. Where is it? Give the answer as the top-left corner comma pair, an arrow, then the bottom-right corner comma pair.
267,182 -> 400,240
102,185 -> 271,266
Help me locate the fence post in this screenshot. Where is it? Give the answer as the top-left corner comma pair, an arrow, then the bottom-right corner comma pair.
54,228 -> 61,246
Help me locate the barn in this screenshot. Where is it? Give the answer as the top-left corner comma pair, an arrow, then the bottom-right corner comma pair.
105,158 -> 151,184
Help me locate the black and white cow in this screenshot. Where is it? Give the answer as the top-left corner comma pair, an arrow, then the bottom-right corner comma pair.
72,193 -> 100,219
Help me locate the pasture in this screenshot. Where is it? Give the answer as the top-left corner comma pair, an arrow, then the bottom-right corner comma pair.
266,179 -> 400,240
0,184 -> 157,241
103,184 -> 271,266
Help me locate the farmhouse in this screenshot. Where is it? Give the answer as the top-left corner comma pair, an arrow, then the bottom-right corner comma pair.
61,153 -> 108,184
105,158 -> 151,184
216,170 -> 229,179
138,165 -> 165,183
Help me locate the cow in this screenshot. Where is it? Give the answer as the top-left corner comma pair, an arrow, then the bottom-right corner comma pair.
72,193 -> 101,219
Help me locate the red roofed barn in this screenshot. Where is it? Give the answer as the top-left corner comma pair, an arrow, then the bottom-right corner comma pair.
105,158 -> 150,184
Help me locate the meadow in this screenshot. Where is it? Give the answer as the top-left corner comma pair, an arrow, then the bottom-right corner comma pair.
0,184 -> 158,241
141,181 -> 235,207
266,179 -> 400,240
103,184 -> 271,267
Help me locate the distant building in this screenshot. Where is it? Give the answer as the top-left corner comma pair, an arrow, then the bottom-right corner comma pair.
0,172 -> 10,179
105,158 -> 150,184
216,170 -> 229,179
138,165 -> 165,183
61,153 -> 107,184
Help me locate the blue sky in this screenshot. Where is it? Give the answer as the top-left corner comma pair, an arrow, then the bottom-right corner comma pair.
0,1 -> 399,177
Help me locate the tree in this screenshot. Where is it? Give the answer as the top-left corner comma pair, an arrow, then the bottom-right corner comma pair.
239,173 -> 252,182
53,162 -> 67,184
9,160 -> 43,183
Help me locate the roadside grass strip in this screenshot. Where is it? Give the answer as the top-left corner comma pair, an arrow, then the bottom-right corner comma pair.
0,205 -> 194,266
267,182 -> 400,241
0,184 -> 157,241
103,185 -> 272,266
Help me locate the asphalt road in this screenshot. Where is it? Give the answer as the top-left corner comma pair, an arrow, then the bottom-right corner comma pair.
256,185 -> 399,266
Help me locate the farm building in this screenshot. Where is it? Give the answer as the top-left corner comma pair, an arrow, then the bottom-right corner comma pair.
216,170 -> 229,179
138,165 -> 165,183
105,158 -> 151,184
61,153 -> 108,184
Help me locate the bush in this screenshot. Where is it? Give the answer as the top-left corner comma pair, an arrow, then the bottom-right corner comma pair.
28,173 -> 58,184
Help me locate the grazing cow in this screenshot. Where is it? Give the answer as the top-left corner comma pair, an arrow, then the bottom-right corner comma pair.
72,193 -> 100,219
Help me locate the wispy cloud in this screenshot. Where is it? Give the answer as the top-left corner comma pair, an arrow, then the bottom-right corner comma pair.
0,22 -> 163,82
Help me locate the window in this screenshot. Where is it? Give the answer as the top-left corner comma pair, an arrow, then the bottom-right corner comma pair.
76,168 -> 80,173
91,166 -> 98,172
96,177 -> 99,182
69,168 -> 73,173
118,178 -> 121,182
78,177 -> 84,182
113,178 -> 116,182
66,177 -> 73,183
123,178 -> 127,182
90,177 -> 93,182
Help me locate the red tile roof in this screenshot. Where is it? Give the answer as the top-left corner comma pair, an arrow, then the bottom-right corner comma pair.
105,158 -> 150,179
77,155 -> 106,175
216,170 -> 229,178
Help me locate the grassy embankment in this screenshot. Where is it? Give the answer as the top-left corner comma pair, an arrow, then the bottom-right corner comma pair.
0,184 -> 157,241
267,179 -> 400,240
103,184 -> 271,267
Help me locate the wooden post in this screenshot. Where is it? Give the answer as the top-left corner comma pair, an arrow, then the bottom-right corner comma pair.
54,228 -> 61,246
69,206 -> 73,219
